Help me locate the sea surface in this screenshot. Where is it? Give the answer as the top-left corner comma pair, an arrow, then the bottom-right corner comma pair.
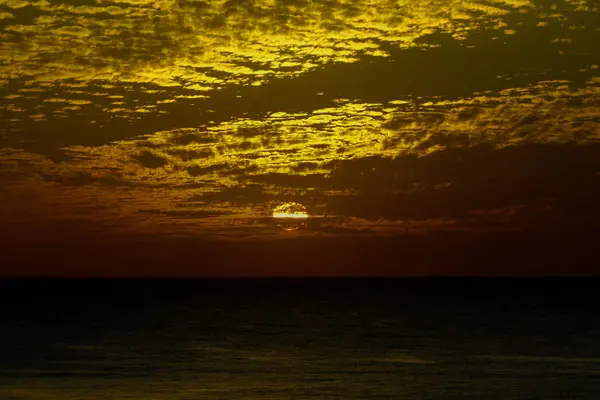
1,279 -> 600,399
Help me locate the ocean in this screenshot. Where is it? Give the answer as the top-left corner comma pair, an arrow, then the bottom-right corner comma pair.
1,279 -> 599,399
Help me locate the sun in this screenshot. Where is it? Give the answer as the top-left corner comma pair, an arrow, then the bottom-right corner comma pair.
272,202 -> 308,219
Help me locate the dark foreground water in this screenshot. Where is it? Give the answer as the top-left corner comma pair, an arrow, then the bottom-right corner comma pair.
1,279 -> 599,399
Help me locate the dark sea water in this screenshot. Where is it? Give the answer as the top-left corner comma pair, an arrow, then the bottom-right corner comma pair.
1,279 -> 600,399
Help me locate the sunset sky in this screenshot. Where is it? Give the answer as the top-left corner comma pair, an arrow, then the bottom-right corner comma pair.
1,0 -> 599,276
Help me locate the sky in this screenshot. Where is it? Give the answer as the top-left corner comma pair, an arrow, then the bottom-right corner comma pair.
0,0 -> 599,276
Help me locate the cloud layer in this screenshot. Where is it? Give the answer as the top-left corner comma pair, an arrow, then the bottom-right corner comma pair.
1,0 -> 599,239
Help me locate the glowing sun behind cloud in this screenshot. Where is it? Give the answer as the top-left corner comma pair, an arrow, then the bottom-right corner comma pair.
272,202 -> 309,219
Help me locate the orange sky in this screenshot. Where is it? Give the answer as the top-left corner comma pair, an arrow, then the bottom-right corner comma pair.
1,0 -> 599,276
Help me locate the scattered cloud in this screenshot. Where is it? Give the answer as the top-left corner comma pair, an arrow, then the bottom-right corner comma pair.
1,0 -> 599,239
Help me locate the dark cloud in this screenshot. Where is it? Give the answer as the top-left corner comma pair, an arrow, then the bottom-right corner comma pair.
241,143 -> 600,224
167,148 -> 214,161
195,184 -> 266,202
384,112 -> 446,130
414,132 -> 472,150
41,171 -> 130,187
132,151 -> 168,169
137,209 -> 228,219
457,107 -> 483,121
250,172 -> 330,188
236,125 -> 279,138
291,161 -> 320,171
168,132 -> 218,146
